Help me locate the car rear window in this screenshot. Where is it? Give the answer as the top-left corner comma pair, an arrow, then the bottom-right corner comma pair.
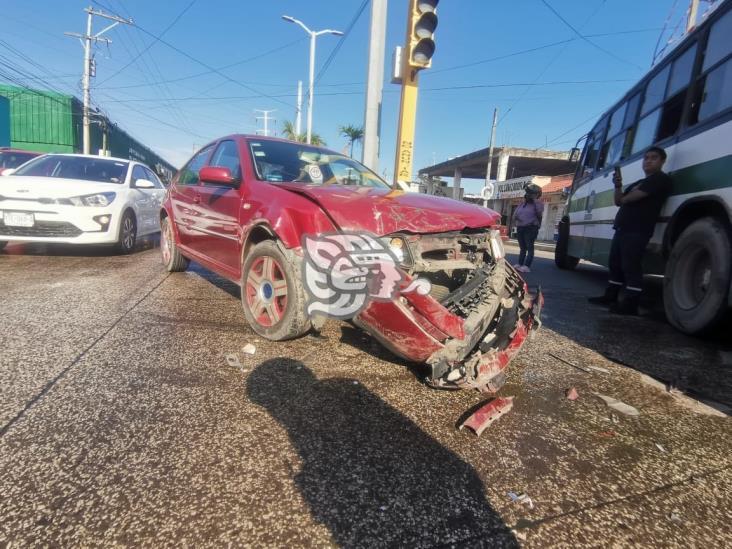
0,151 -> 37,169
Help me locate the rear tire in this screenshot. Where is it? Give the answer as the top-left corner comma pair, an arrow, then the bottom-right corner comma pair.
555,216 -> 579,270
161,217 -> 189,272
241,240 -> 311,341
116,211 -> 137,255
663,217 -> 731,334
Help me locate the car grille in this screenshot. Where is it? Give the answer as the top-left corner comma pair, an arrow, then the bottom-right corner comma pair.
0,221 -> 82,238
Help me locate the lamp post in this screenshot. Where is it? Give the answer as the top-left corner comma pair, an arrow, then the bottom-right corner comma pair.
282,15 -> 343,144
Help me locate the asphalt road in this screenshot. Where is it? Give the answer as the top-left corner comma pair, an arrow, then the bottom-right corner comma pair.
1,240 -> 730,547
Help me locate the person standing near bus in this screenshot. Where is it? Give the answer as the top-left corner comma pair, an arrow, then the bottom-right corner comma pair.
588,146 -> 672,315
512,183 -> 544,273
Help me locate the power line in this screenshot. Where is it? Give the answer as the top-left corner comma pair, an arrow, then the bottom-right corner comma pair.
539,0 -> 644,71
314,0 -> 370,85
96,0 -> 197,86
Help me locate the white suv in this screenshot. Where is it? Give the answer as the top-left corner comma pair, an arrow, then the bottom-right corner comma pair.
0,154 -> 166,253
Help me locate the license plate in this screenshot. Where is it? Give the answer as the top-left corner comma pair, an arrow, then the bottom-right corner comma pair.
3,212 -> 35,227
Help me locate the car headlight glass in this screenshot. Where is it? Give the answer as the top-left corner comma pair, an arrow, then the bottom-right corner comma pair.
383,236 -> 410,265
67,192 -> 116,207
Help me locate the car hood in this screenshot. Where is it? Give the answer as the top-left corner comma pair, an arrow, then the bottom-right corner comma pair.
277,184 -> 500,236
0,176 -> 124,199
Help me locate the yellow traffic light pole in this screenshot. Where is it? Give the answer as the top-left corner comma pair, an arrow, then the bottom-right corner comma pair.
394,68 -> 420,186
393,0 -> 437,189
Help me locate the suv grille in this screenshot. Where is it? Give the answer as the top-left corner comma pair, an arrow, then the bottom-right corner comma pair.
0,221 -> 82,238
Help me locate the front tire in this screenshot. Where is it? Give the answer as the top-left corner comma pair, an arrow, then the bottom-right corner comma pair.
161,216 -> 189,272
555,216 -> 579,270
663,217 -> 731,334
116,211 -> 137,255
241,240 -> 311,341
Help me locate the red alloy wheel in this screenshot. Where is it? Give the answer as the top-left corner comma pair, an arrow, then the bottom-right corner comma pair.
245,255 -> 288,327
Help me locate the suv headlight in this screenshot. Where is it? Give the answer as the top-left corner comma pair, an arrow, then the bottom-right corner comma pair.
67,192 -> 116,207
489,229 -> 504,260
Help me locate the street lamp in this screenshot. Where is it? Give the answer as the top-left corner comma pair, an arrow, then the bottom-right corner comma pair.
282,15 -> 343,144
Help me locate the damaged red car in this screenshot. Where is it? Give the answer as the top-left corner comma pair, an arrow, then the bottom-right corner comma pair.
160,135 -> 542,393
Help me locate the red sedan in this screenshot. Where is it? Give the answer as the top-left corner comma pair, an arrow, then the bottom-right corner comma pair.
160,135 -> 541,393
0,148 -> 41,175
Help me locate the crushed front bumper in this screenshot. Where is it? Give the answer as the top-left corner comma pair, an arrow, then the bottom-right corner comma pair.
354,259 -> 543,393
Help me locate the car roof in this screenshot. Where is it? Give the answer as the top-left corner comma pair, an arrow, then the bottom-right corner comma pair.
212,134 -> 343,157
38,153 -> 136,164
0,148 -> 42,155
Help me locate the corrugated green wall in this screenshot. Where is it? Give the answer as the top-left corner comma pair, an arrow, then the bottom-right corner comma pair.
0,85 -> 76,152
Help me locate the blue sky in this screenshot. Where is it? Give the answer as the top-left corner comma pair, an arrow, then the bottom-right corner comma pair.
3,0 -> 699,192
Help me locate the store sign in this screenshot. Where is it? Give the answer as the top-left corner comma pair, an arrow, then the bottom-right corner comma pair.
497,176 -> 534,199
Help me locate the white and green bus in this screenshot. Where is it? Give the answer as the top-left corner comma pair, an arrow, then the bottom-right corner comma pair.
555,0 -> 732,334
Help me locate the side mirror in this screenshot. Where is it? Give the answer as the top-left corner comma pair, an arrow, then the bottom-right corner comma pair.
199,166 -> 238,186
134,178 -> 155,189
569,147 -> 581,163
1,168 -> 17,176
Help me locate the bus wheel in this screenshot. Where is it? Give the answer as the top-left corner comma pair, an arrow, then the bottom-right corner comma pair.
555,216 -> 579,270
663,217 -> 732,334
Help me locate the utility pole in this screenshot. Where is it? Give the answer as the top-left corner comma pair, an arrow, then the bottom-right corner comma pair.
362,0 -> 387,172
295,81 -> 303,137
686,0 -> 700,32
65,7 -> 132,155
255,109 -> 277,137
483,108 -> 499,208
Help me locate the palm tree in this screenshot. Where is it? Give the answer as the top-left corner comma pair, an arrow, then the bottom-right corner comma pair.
281,121 -> 326,146
339,124 -> 364,157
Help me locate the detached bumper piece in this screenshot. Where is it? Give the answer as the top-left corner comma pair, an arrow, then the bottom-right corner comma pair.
425,262 -> 543,393
459,397 -> 514,436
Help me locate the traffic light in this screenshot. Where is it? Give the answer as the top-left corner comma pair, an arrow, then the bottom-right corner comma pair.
407,0 -> 438,69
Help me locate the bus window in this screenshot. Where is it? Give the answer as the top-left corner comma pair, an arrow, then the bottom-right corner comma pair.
656,43 -> 698,140
641,65 -> 670,116
632,109 -> 662,154
703,8 -> 732,72
579,117 -> 607,181
690,9 -> 732,124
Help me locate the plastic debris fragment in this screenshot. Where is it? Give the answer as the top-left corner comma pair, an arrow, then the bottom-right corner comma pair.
594,393 -> 640,416
242,343 -> 256,355
508,492 -> 534,510
565,387 -> 579,401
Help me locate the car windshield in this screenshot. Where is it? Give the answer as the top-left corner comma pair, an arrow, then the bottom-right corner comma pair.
248,140 -> 390,189
13,155 -> 129,184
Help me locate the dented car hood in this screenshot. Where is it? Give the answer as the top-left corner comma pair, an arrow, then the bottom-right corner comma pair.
278,184 -> 501,236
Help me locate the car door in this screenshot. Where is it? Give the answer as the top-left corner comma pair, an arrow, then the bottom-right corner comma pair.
130,164 -> 156,234
143,166 -> 166,232
169,144 -> 214,251
195,139 -> 244,275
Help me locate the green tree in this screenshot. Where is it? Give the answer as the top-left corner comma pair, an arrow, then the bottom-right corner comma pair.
339,124 -> 364,157
281,121 -> 326,146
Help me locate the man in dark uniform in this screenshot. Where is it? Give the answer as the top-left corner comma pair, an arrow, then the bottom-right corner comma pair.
588,146 -> 672,315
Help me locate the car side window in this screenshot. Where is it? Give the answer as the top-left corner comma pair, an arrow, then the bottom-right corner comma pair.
178,145 -> 213,186
143,166 -> 164,189
131,165 -> 147,186
209,140 -> 242,181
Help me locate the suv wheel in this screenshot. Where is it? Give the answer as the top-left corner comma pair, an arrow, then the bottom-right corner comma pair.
241,240 -> 310,341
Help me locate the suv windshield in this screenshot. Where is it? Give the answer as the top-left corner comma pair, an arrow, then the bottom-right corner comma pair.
0,151 -> 37,169
248,140 -> 389,189
14,155 -> 129,184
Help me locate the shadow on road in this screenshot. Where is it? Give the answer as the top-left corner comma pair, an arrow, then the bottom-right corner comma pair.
247,358 -> 518,548
513,250 -> 732,408
0,234 -> 160,257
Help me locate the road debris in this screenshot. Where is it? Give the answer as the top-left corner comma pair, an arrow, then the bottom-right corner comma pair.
565,387 -> 579,400
508,492 -> 534,510
655,443 -> 667,453
586,365 -> 610,373
242,343 -> 257,355
594,393 -> 640,416
460,397 -> 514,436
597,430 -> 616,437
668,511 -> 683,525
548,352 -> 592,373
225,353 -> 243,370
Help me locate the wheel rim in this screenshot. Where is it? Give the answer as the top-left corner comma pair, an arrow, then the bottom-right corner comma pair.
672,246 -> 712,310
122,216 -> 135,250
245,256 -> 288,327
161,220 -> 172,264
